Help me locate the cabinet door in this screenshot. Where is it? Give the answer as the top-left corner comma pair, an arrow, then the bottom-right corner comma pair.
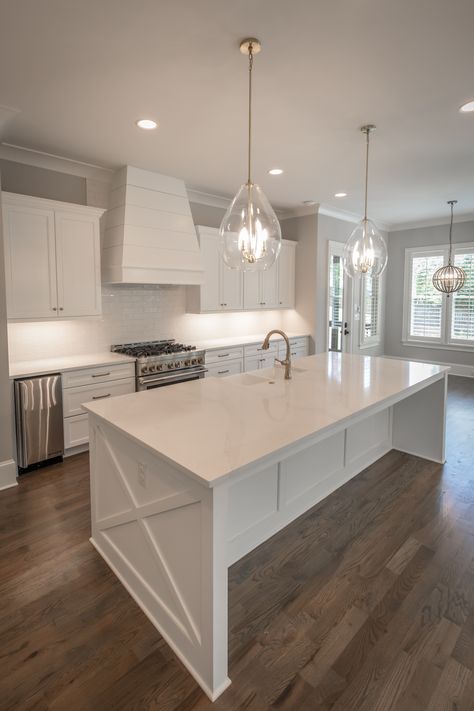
199,232 -> 221,312
3,204 -> 58,318
55,211 -> 101,316
244,355 -> 260,372
243,269 -> 261,310
220,263 -> 243,310
278,242 -> 296,308
261,263 -> 279,308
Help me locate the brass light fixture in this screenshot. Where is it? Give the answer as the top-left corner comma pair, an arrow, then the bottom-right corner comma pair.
432,200 -> 466,296
219,38 -> 282,270
343,125 -> 387,278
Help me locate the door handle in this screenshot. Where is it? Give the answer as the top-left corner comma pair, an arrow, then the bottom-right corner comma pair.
344,322 -> 350,336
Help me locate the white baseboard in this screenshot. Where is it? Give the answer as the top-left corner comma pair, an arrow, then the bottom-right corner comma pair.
383,355 -> 474,378
0,459 -> 18,490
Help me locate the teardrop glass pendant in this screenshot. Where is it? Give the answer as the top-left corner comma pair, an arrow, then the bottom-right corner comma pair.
343,217 -> 388,278
219,182 -> 282,270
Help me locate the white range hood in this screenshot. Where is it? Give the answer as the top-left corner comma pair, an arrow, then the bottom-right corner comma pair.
102,166 -> 204,285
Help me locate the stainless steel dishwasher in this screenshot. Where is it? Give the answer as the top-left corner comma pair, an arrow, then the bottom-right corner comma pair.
14,374 -> 64,470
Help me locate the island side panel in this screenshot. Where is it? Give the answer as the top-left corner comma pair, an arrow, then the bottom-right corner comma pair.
88,416 -> 231,701
227,408 -> 392,566
392,373 -> 447,464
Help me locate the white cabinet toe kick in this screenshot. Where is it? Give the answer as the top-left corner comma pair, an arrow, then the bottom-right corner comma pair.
87,371 -> 447,701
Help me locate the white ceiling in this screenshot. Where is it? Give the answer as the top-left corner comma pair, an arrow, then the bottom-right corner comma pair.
1,0 -> 474,226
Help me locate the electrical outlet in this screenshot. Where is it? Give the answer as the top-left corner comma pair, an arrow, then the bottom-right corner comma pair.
138,462 -> 147,487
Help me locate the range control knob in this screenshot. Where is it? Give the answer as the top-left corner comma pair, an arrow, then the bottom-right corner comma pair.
191,358 -> 197,365
184,360 -> 191,366
167,363 -> 174,369
142,366 -> 148,374
198,357 -> 204,364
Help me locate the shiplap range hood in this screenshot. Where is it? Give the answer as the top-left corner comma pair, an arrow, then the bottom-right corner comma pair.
102,166 -> 204,285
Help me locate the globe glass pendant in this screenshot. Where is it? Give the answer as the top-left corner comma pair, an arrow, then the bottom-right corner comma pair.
220,181 -> 281,270
343,125 -> 387,279
432,200 -> 466,296
343,217 -> 388,278
219,38 -> 282,271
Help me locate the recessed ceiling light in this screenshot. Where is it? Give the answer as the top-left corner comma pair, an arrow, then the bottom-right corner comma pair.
459,100 -> 474,113
302,200 -> 316,205
136,118 -> 158,130
268,168 -> 283,175
334,192 -> 348,198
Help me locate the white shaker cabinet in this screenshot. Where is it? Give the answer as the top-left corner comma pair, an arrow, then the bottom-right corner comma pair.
2,192 -> 104,320
187,227 -> 295,313
278,240 -> 296,308
187,226 -> 243,312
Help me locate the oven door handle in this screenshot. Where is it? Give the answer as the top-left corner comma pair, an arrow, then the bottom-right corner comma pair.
138,368 -> 207,387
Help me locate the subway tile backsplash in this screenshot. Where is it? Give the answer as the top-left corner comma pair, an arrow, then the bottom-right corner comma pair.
8,284 -> 294,362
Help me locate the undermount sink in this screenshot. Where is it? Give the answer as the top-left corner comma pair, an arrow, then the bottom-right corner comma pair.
239,368 -> 308,386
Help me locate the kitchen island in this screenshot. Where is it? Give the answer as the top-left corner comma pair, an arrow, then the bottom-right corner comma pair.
84,352 -> 448,701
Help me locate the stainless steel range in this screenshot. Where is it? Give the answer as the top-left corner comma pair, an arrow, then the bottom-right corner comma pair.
111,340 -> 206,391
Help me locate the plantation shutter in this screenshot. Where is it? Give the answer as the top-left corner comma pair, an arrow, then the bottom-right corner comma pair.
409,254 -> 444,339
451,251 -> 474,342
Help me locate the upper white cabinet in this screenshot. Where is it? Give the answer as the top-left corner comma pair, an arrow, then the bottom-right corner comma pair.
187,226 -> 296,313
278,240 -> 296,308
2,193 -> 104,320
187,226 -> 243,313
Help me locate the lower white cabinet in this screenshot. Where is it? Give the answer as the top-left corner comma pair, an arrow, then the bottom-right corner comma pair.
62,363 -> 136,452
64,414 -> 89,449
204,336 -> 309,376
206,360 -> 242,378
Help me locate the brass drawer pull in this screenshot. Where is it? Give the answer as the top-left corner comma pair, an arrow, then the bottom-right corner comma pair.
92,393 -> 111,400
92,372 -> 111,378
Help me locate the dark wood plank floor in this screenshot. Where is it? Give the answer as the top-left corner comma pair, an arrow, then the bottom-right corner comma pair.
1,376 -> 474,711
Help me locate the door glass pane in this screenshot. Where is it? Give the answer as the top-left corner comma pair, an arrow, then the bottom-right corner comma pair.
328,254 -> 344,352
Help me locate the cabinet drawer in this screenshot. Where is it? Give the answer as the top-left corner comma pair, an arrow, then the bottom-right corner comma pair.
62,362 -> 135,388
205,347 -> 244,364
64,413 -> 89,449
206,361 -> 242,378
290,347 -> 307,359
244,341 -> 278,358
63,378 -> 135,417
245,353 -> 276,372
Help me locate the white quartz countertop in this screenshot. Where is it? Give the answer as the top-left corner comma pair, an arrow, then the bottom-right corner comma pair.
83,353 -> 449,487
194,332 -> 309,351
9,352 -> 135,379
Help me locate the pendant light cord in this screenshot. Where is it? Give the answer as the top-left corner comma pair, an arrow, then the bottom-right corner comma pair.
364,128 -> 370,221
448,200 -> 456,265
247,44 -> 253,186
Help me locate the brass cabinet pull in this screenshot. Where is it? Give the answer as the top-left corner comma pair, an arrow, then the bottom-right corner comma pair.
92,393 -> 111,400
92,372 -> 111,377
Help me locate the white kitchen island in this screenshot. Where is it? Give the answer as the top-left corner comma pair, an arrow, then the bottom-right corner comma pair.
83,352 -> 448,701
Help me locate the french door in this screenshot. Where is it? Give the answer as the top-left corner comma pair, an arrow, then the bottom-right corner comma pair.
327,241 -> 354,353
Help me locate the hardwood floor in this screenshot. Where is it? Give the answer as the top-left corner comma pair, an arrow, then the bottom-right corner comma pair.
1,376 -> 473,710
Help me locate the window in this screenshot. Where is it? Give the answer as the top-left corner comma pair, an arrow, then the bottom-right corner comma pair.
361,274 -> 381,346
404,244 -> 474,347
451,251 -> 474,343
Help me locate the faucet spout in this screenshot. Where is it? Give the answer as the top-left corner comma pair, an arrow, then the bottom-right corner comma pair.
262,329 -> 292,380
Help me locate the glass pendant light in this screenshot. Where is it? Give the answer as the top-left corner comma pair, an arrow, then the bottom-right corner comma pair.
343,125 -> 388,278
219,38 -> 282,270
432,200 -> 466,296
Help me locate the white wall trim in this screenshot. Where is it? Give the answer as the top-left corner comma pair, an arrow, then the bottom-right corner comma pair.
0,459 -> 17,490
383,354 -> 474,378
0,142 -> 113,182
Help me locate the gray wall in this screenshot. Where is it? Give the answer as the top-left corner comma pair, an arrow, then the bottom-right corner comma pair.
0,159 -> 87,204
385,220 -> 474,366
189,201 -> 226,229
280,213 -> 318,352
0,176 -> 14,471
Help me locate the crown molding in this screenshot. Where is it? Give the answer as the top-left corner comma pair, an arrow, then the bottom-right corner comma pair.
0,142 -> 113,182
388,213 -> 474,232
186,187 -> 231,209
